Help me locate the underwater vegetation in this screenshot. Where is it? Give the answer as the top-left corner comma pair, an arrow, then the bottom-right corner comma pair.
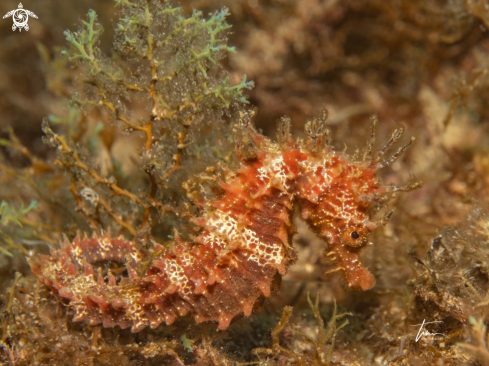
1,0 -> 489,365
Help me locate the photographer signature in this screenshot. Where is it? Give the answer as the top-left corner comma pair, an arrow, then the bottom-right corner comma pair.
411,319 -> 444,342
397,319 -> 446,357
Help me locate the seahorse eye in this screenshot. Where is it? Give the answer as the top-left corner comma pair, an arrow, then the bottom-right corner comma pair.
341,227 -> 367,248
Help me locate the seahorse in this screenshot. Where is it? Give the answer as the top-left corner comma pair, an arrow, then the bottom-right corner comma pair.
28,111 -> 421,332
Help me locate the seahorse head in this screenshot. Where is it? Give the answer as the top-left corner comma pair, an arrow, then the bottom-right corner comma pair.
298,114 -> 421,290
235,111 -> 421,291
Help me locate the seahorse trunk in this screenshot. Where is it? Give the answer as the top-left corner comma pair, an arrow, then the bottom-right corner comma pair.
29,156 -> 297,332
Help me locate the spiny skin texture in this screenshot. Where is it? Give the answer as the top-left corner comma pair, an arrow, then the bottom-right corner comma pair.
29,112 -> 420,332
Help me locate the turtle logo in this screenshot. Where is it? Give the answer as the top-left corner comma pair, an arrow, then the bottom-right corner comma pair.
3,3 -> 38,32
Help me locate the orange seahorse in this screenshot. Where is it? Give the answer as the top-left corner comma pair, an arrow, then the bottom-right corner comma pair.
29,110 -> 421,332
